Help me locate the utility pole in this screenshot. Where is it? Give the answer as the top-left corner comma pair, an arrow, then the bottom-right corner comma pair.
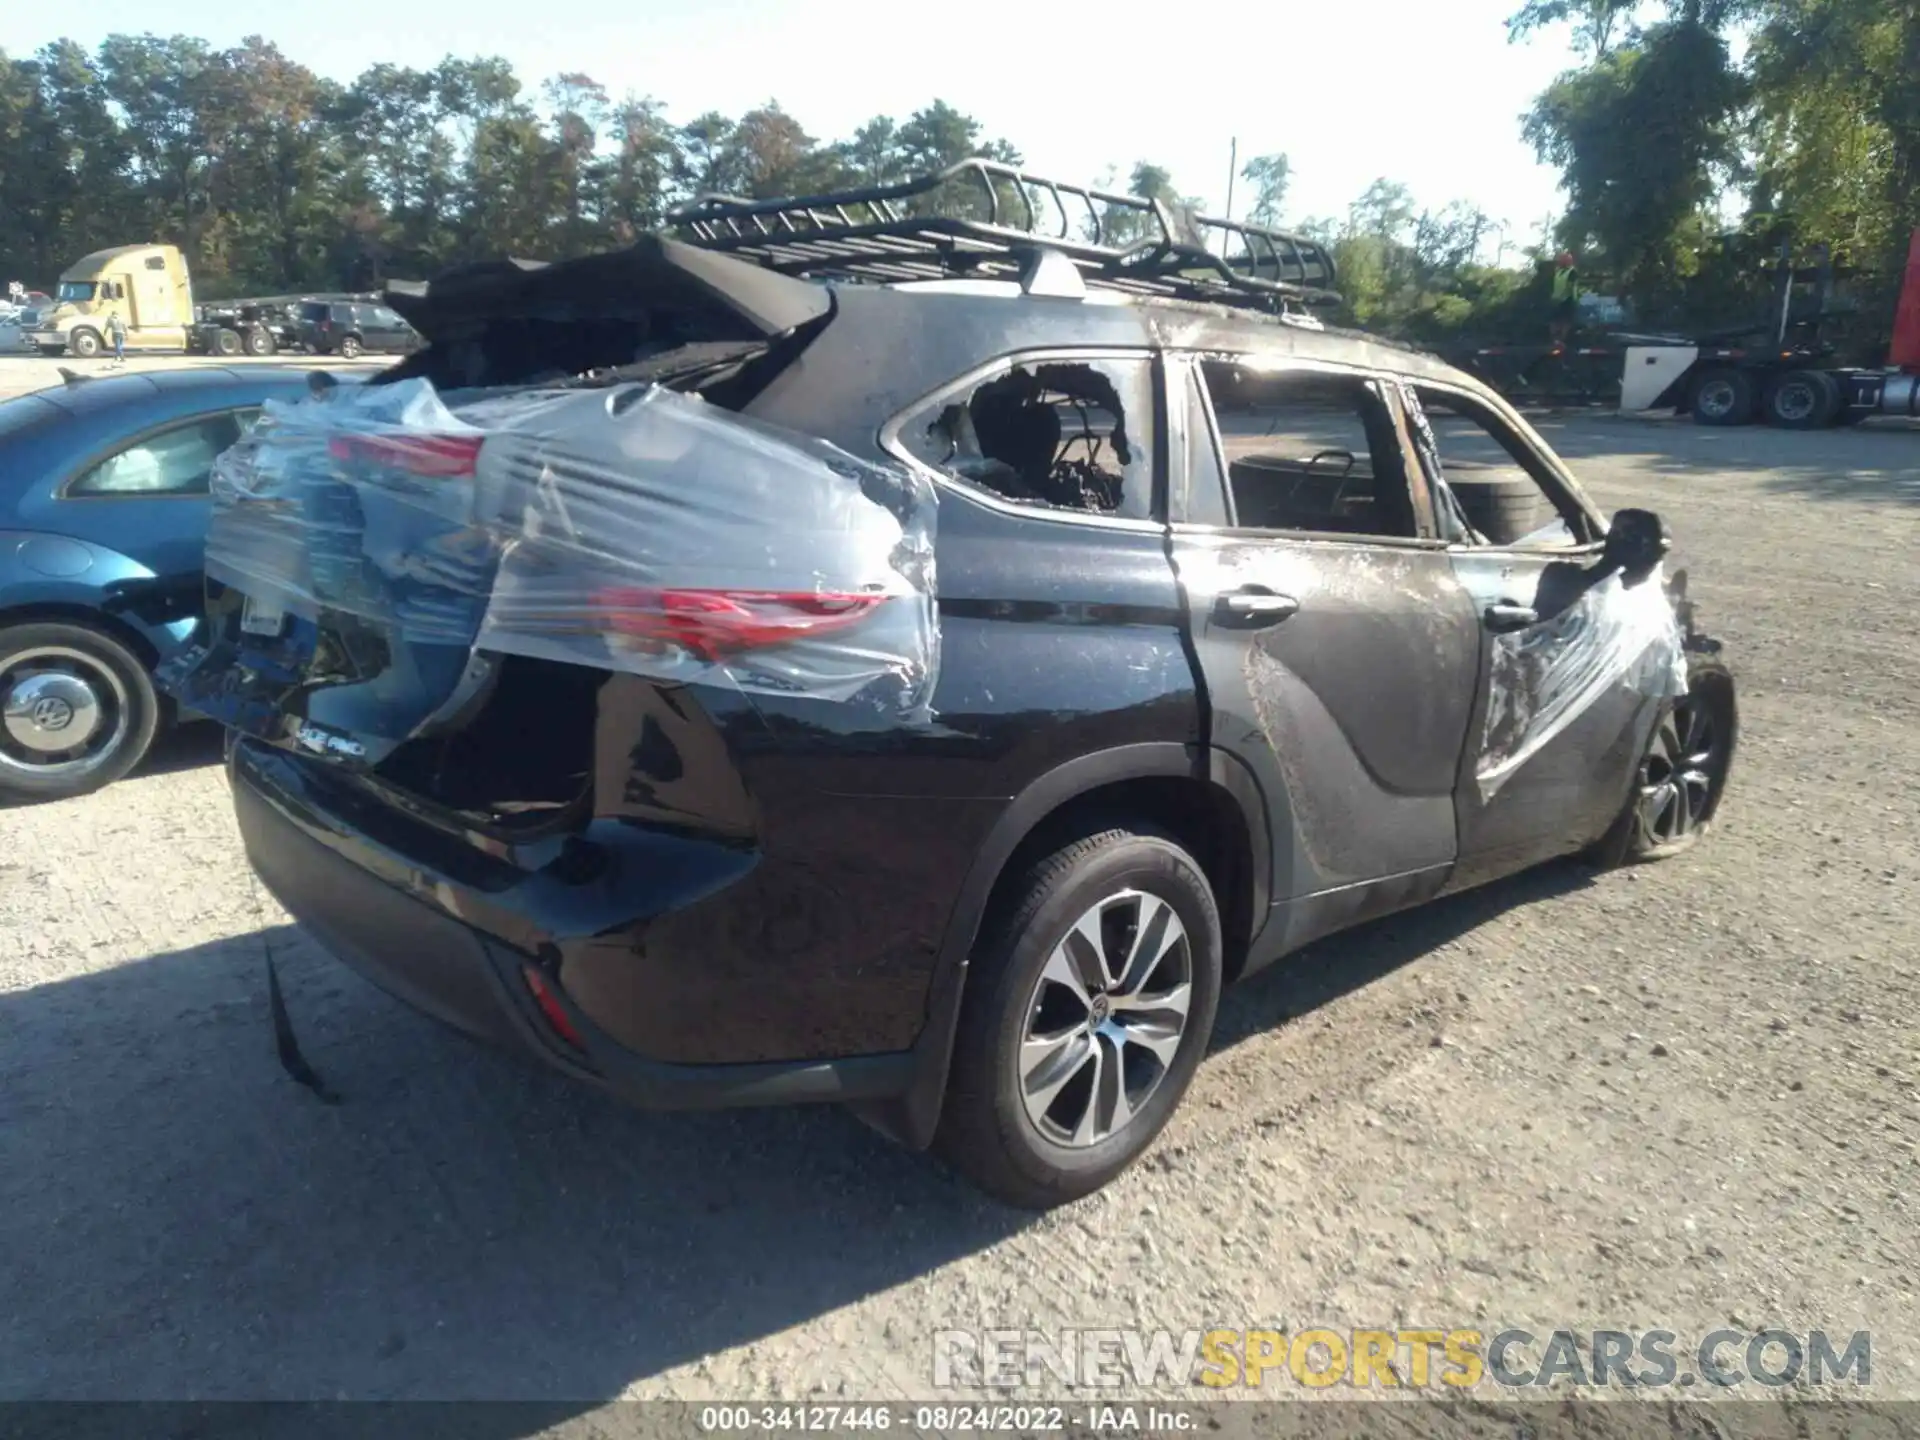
1220,137 -> 1238,258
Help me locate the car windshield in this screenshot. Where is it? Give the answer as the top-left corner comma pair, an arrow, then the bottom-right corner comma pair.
56,281 -> 97,302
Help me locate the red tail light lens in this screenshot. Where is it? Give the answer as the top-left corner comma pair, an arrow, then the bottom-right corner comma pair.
328,432 -> 483,477
590,587 -> 885,662
522,967 -> 584,1050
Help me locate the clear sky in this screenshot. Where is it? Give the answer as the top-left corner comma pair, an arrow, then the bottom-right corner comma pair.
12,0 -> 1585,240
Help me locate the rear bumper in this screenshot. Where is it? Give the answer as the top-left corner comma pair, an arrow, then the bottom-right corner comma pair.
230,739 -> 917,1111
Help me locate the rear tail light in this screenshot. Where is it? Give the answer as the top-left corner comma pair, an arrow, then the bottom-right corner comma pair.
522,966 -> 584,1050
587,586 -> 886,662
328,432 -> 483,477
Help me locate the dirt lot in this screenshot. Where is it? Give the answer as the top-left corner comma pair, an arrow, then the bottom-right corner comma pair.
1,389 -> 1916,1422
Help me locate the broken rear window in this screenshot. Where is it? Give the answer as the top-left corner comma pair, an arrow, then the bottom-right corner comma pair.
895,356 -> 1156,521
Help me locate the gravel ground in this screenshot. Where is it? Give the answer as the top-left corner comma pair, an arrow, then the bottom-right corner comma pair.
1,386 -> 1916,1427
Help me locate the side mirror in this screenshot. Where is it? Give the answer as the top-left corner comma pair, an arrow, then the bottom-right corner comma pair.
1604,507 -> 1670,585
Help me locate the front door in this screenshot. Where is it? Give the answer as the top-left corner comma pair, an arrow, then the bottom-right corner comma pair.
1396,380 -> 1664,889
1166,354 -> 1484,966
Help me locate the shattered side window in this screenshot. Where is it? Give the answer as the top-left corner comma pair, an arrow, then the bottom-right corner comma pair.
1406,385 -> 1588,550
897,355 -> 1157,521
1199,360 -> 1419,539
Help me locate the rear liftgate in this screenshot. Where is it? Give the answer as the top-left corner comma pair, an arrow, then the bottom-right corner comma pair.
163,373 -> 939,1096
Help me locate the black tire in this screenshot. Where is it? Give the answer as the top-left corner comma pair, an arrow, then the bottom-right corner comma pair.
1764,369 -> 1840,429
1589,652 -> 1737,867
68,328 -> 102,359
1447,476 -> 1551,546
214,328 -> 243,357
244,326 -> 275,357
1689,367 -> 1755,426
935,827 -> 1224,1209
336,334 -> 363,359
1813,370 -> 1846,427
0,621 -> 161,802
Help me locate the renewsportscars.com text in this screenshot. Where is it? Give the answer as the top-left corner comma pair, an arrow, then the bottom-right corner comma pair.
932,1327 -> 1872,1391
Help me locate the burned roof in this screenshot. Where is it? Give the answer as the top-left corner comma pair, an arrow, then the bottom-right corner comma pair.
384,234 -> 833,344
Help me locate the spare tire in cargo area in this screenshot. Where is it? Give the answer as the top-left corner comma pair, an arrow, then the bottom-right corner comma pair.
1448,474 -> 1551,545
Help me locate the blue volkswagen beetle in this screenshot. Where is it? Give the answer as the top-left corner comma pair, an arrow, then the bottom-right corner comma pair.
1,365 -> 333,799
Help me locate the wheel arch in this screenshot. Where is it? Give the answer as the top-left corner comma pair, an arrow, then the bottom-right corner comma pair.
853,741 -> 1272,1151
0,599 -> 165,671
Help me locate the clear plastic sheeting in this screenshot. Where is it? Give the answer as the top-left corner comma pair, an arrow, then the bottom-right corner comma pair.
202,376 -> 939,717
1476,568 -> 1689,801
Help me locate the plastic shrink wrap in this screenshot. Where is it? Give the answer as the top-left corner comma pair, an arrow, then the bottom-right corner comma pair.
199,377 -> 940,721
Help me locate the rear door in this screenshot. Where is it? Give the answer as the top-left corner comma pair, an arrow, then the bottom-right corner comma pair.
1395,379 -> 1655,887
1166,353 -> 1484,961
368,305 -> 419,353
356,304 -> 397,352
51,408 -> 254,578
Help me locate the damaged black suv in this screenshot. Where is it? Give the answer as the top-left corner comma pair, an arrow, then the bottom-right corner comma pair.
167,161 -> 1736,1208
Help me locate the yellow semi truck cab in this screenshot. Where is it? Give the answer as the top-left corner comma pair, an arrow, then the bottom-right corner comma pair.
27,244 -> 195,358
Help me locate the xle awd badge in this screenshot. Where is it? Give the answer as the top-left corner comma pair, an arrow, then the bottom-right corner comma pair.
289,721 -> 366,761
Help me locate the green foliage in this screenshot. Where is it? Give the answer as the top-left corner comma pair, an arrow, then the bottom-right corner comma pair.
8,5 -> 1911,357
0,47 -> 1023,290
1512,0 -> 1919,350
1238,153 -> 1290,227
1747,0 -> 1920,326
1522,17 -> 1747,307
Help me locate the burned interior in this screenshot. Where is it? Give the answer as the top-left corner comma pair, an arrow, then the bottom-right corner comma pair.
902,358 -> 1156,519
1195,361 -> 1420,537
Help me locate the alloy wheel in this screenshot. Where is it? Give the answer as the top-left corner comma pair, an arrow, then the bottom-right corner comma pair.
1018,889 -> 1194,1148
1636,696 -> 1719,845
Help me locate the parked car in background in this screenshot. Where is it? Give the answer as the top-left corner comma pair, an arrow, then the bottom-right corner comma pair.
296,299 -> 420,359
0,366 -> 326,800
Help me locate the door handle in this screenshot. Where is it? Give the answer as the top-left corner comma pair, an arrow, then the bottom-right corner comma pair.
1484,601 -> 1539,632
1218,590 -> 1300,625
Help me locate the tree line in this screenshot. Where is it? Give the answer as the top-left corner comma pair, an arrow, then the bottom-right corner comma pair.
0,37 -> 1038,295
4,5 -> 1915,352
0,32 -> 1519,341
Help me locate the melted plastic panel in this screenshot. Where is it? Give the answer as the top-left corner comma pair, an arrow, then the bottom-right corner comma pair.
202,377 -> 939,718
1477,568 -> 1688,801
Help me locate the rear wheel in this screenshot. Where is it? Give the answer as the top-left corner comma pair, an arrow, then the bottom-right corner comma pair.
935,828 -> 1223,1209
1689,367 -> 1754,426
1764,370 -> 1840,429
244,326 -> 275,357
1590,654 -> 1736,865
214,328 -> 243,357
0,621 -> 161,801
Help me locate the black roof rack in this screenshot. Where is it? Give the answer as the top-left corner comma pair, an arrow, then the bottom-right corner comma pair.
669,157 -> 1341,316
